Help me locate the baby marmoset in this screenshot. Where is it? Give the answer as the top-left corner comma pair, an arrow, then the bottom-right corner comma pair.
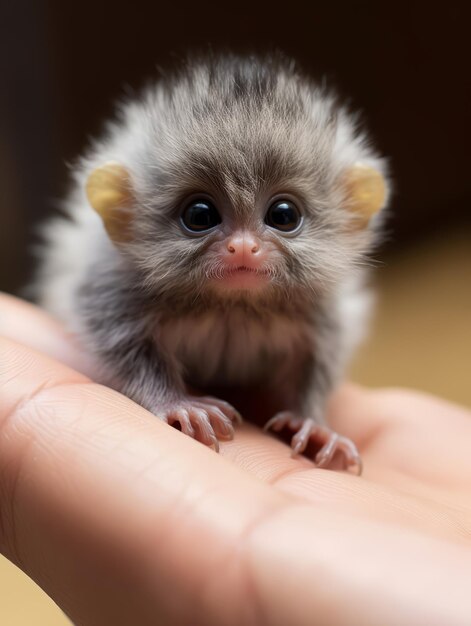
36,54 -> 389,472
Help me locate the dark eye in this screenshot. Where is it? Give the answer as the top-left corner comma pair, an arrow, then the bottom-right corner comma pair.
265,200 -> 302,232
181,200 -> 221,232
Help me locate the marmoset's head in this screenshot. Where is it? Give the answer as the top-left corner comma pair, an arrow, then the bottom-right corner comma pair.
83,54 -> 389,310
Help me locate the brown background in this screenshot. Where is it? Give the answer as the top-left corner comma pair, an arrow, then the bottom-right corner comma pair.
0,2 -> 470,624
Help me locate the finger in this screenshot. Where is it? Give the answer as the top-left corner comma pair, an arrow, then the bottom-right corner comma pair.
247,502 -> 471,626
0,293 -> 93,375
0,337 -> 285,626
326,383 -> 385,441
328,384 -> 471,504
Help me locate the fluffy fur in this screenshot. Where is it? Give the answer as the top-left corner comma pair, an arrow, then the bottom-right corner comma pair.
34,54 -> 388,456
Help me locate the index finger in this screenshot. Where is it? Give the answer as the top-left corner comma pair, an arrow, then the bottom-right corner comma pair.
0,336 -> 285,625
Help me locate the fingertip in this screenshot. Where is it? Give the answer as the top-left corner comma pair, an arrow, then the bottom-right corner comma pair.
325,384 -> 380,443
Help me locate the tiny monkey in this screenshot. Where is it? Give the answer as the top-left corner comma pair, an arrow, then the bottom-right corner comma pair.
36,54 -> 389,473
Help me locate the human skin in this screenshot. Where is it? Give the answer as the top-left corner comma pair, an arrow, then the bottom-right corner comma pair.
1,293 -> 471,626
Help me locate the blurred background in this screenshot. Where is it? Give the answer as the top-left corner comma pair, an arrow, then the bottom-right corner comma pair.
0,1 -> 470,624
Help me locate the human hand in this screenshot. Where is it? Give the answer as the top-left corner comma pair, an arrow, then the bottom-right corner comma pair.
1,294 -> 471,626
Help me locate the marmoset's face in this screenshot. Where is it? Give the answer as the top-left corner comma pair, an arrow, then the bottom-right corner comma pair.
129,138 -> 370,309
125,135 -> 375,312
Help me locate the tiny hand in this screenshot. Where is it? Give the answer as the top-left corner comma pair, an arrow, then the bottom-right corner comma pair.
265,412 -> 362,473
1,294 -> 471,626
153,395 -> 241,450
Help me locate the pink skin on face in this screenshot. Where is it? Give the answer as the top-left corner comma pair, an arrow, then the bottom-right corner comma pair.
211,231 -> 272,290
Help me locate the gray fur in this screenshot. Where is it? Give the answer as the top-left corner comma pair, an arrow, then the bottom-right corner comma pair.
34,54 -> 389,434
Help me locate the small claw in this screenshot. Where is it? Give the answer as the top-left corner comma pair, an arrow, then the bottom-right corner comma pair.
212,420 -> 235,441
200,405 -> 234,440
199,396 -> 243,426
266,411 -> 363,474
336,435 -> 363,475
216,400 -> 242,426
173,408 -> 195,438
263,416 -> 278,431
231,409 -> 243,426
291,419 -> 315,456
180,420 -> 195,438
190,409 -> 216,446
315,433 -> 363,475
315,433 -> 339,468
264,411 -> 292,432
217,423 -> 235,441
349,455 -> 363,476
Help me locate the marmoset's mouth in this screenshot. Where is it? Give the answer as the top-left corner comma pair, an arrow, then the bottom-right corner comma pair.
210,264 -> 271,291
231,265 -> 267,274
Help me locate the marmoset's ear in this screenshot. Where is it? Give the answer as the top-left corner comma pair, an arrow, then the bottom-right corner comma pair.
341,163 -> 388,228
85,162 -> 134,243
